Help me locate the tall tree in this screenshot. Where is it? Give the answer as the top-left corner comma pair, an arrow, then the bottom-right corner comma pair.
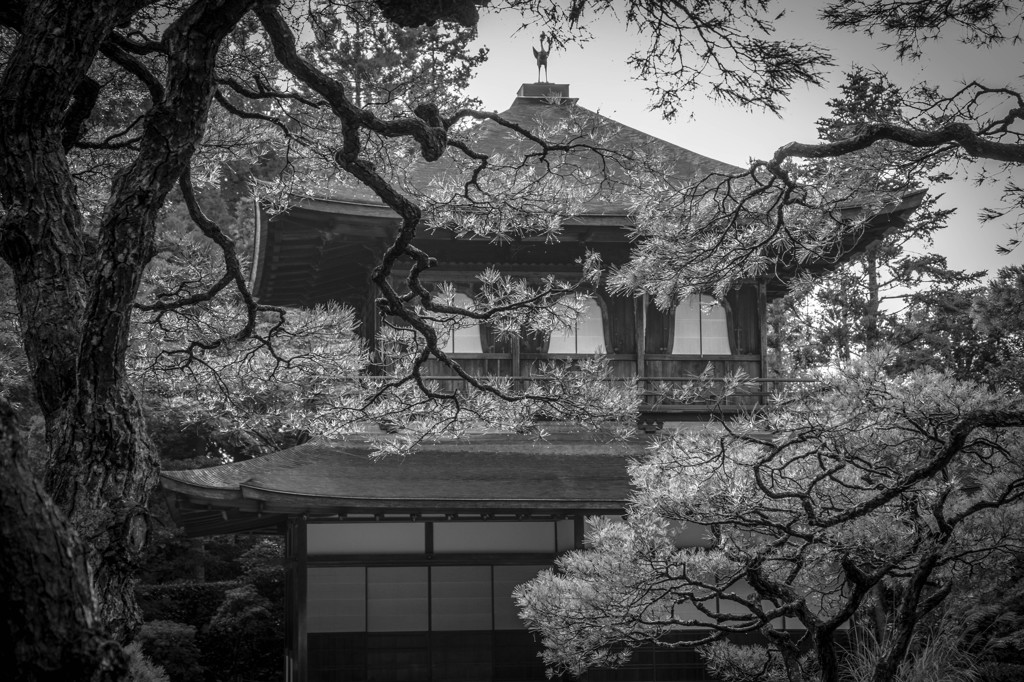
890,264 -> 1024,391
305,0 -> 487,111
1,0 -> 262,645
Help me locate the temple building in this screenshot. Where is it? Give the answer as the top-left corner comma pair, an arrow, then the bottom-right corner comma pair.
160,82 -> 924,682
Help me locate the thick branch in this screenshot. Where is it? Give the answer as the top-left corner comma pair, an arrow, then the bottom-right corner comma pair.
99,39 -> 165,103
61,76 -> 101,152
771,118 -> 1024,167
822,409 -> 1024,527
254,3 -> 447,161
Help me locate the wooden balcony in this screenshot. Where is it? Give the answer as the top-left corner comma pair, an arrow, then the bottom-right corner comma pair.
418,353 -> 804,418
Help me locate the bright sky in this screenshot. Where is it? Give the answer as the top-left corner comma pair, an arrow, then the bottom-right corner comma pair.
465,2 -> 1024,278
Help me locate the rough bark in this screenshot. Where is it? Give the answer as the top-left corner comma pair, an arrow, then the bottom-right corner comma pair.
0,0 -> 256,639
0,0 -> 154,640
0,398 -> 127,682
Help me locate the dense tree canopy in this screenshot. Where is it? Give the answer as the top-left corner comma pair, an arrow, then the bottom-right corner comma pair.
518,356 -> 1024,682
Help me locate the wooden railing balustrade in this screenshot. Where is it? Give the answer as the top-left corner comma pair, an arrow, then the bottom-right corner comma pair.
412,353 -> 812,415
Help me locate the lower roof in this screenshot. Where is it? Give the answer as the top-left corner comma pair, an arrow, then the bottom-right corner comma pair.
161,434 -> 645,535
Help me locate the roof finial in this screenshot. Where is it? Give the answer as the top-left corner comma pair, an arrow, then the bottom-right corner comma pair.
532,33 -> 550,83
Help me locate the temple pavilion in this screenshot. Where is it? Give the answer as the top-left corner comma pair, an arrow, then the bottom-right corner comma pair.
160,82 -> 924,682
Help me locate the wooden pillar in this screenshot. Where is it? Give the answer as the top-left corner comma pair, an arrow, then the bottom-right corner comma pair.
635,294 -> 647,399
283,521 -> 294,682
285,515 -> 309,682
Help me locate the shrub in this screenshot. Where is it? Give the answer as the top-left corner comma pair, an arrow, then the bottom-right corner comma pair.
201,584 -> 283,682
239,537 -> 285,604
124,642 -> 170,682
842,628 -> 980,682
137,620 -> 204,682
135,580 -> 236,627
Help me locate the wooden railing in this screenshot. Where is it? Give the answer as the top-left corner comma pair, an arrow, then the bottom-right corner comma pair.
414,353 -> 811,415
633,376 -> 813,413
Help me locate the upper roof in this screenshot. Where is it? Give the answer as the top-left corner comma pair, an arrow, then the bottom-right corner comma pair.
161,432 -> 645,536
252,83 -> 925,307
301,83 -> 741,218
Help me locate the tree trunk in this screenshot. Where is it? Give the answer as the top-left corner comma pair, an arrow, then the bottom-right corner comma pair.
45,388 -> 160,639
869,555 -> 945,682
1,0 -> 257,640
863,242 -> 881,349
0,0 -> 159,641
0,398 -> 127,682
812,626 -> 841,682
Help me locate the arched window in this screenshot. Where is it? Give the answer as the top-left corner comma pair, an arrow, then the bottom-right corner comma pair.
440,292 -> 483,354
548,296 -> 606,354
672,295 -> 731,355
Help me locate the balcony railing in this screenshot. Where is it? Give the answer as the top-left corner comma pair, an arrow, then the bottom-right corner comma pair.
412,353 -> 811,415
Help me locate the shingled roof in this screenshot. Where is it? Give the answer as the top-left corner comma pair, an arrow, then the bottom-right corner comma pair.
161,433 -> 645,535
251,83 -> 925,308
301,82 -> 741,215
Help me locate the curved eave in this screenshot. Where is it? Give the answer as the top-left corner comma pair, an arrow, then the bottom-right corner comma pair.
234,483 -> 625,512
159,438 -> 640,536
162,483 -> 628,538
767,188 -> 928,300
160,477 -> 629,512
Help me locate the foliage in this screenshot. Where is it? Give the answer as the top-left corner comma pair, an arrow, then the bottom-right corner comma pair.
766,68 -> 982,371
608,4 -> 1023,304
136,621 -> 205,682
888,265 -> 1024,391
517,354 -> 1024,682
124,643 -> 171,682
821,1 -> 1024,60
504,0 -> 833,118
201,584 -> 283,682
135,582 -> 236,630
135,538 -> 284,682
238,537 -> 286,603
958,560 -> 1024,681
969,265 -> 1024,391
137,524 -> 263,584
841,623 -> 981,682
304,0 -> 487,111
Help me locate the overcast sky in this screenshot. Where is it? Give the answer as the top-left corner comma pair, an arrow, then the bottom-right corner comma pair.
464,2 -> 1024,279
